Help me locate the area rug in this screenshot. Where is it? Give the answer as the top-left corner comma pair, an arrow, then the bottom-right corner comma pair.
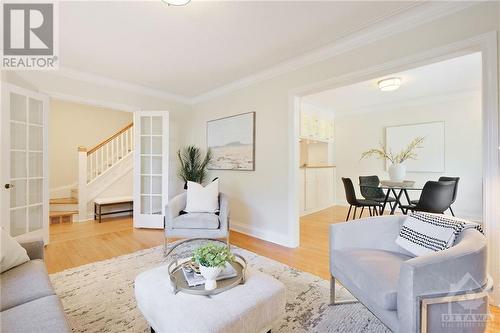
50,241 -> 390,333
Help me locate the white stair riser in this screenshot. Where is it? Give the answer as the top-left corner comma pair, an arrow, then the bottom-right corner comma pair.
50,204 -> 78,212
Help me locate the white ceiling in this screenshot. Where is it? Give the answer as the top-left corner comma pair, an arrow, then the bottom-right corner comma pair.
58,1 -> 423,97
302,52 -> 482,114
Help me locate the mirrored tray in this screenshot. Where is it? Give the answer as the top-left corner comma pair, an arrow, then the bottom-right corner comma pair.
167,254 -> 247,296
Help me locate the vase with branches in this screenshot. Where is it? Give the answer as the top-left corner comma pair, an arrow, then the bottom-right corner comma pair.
361,137 -> 424,181
177,145 -> 212,188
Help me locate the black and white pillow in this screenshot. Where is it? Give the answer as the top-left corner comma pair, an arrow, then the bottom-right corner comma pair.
395,212 -> 483,257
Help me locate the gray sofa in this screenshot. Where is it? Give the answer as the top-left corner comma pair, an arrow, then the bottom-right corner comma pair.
330,215 -> 491,333
164,192 -> 230,255
0,239 -> 71,332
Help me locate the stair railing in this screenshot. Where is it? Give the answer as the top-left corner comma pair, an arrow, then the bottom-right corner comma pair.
77,123 -> 134,220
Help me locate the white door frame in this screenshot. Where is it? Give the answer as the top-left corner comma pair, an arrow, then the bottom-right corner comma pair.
1,83 -> 50,244
133,110 -> 169,229
287,32 -> 499,304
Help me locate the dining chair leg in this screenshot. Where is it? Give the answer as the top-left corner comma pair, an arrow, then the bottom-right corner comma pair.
449,206 -> 455,217
368,207 -> 372,216
374,207 -> 378,216
353,207 -> 357,220
346,205 -> 352,221
360,207 -> 365,218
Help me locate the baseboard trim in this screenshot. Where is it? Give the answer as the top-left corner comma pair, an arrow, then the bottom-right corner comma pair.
230,220 -> 295,248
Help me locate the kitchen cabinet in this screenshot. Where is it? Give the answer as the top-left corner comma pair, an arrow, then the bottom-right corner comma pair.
300,113 -> 334,142
299,166 -> 336,216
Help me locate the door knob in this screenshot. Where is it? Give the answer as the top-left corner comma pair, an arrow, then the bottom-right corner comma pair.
4,184 -> 14,189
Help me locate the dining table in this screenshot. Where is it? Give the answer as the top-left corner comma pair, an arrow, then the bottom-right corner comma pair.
362,183 -> 424,215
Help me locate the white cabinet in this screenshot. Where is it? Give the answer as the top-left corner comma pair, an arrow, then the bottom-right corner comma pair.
300,113 -> 334,142
299,167 -> 336,216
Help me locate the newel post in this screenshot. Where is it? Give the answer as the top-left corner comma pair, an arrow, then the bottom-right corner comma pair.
77,146 -> 88,222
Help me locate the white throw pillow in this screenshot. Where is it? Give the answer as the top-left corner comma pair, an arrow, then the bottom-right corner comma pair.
185,179 -> 219,213
1,228 -> 30,273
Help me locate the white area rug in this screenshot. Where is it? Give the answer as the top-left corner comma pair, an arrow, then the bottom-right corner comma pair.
50,242 -> 390,332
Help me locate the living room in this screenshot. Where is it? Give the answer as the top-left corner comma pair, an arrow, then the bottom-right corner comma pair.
1,1 -> 500,333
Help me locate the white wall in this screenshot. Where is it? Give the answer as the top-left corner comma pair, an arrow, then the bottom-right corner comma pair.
186,3 -> 500,247
334,91 -> 482,220
49,99 -> 133,192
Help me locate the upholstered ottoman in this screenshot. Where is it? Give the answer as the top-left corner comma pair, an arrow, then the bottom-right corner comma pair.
135,265 -> 286,333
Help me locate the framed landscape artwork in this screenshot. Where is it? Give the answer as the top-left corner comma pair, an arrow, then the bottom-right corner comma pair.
207,112 -> 255,171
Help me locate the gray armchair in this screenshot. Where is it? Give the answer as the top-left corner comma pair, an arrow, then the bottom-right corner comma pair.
330,215 -> 492,333
164,192 -> 230,256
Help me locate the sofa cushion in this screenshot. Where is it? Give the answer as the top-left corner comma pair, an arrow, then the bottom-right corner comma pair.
0,295 -> 71,333
0,260 -> 55,311
172,213 -> 220,230
332,249 -> 411,310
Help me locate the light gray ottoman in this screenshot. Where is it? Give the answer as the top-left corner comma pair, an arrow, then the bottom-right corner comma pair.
135,265 -> 286,333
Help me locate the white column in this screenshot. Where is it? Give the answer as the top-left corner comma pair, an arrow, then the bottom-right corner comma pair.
77,147 -> 88,222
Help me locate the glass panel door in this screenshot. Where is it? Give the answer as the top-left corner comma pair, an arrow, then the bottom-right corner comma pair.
133,111 -> 169,228
2,84 -> 49,243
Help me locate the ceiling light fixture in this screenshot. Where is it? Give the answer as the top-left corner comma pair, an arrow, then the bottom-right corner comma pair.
378,77 -> 402,92
161,0 -> 191,6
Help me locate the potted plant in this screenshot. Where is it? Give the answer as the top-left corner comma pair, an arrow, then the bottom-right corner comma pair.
192,243 -> 235,290
361,137 -> 424,181
177,145 -> 212,189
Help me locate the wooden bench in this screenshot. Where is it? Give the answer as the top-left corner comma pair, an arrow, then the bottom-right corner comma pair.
94,196 -> 133,223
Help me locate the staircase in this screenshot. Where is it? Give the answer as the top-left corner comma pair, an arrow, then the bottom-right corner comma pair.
49,123 -> 134,223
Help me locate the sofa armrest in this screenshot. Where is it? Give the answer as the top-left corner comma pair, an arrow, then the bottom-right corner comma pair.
20,239 -> 44,260
397,229 -> 488,333
165,193 -> 187,230
330,215 -> 405,253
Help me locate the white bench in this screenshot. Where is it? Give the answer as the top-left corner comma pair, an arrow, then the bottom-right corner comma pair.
135,266 -> 286,333
94,196 -> 133,222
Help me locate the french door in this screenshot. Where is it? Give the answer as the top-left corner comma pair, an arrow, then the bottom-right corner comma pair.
1,83 -> 49,243
133,111 -> 169,228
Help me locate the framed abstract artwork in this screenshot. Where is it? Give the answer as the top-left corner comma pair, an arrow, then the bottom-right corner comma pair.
206,112 -> 255,171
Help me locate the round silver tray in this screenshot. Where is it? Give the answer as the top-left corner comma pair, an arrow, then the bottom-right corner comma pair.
167,254 -> 247,296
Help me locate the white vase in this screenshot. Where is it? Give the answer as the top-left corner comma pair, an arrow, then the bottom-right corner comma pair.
199,265 -> 222,291
388,163 -> 406,182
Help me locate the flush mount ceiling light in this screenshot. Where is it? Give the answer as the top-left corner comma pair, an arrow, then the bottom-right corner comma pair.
161,0 -> 191,6
378,77 -> 402,92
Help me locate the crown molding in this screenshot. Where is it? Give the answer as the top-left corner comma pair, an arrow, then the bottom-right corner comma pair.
51,67 -> 192,105
44,91 -> 139,112
191,1 -> 477,105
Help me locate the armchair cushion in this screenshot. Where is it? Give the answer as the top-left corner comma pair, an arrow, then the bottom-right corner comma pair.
332,248 -> 412,310
172,213 -> 220,230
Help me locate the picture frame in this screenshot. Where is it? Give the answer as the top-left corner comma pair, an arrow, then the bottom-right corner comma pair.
206,112 -> 255,171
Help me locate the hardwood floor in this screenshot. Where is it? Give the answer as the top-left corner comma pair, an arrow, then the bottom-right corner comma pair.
45,206 -> 498,332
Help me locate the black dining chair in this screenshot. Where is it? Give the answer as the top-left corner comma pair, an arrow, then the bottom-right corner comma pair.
342,177 -> 381,221
359,175 -> 396,213
410,176 -> 460,216
400,181 -> 455,215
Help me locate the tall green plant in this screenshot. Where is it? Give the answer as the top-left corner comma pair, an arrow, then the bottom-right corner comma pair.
177,145 -> 212,185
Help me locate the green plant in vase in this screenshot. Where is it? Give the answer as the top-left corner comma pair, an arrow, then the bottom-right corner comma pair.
361,137 -> 424,181
192,243 -> 234,290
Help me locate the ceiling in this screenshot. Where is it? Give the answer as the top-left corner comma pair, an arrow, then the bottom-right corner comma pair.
58,1 -> 423,98
302,52 -> 482,114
